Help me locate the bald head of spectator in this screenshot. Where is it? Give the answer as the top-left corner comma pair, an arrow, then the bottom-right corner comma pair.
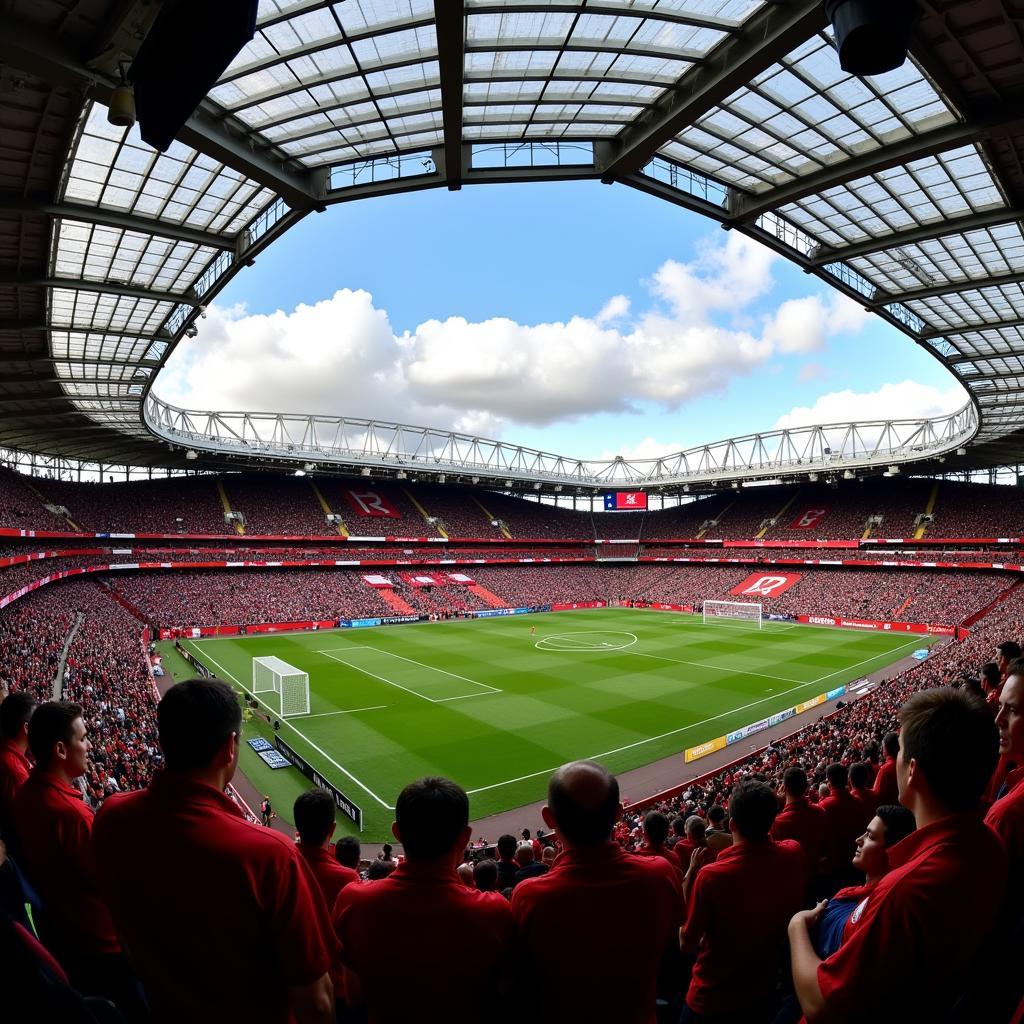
541,846 -> 556,866
457,861 -> 475,887
728,779 -> 779,842
334,834 -> 360,869
0,691 -> 36,752
684,815 -> 707,842
515,842 -> 535,867
543,760 -> 621,848
392,776 -> 471,864
473,857 -> 498,892
898,687 -> 998,819
157,678 -> 241,789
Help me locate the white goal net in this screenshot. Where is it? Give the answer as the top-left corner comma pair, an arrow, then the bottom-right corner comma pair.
702,600 -> 763,629
252,656 -> 310,717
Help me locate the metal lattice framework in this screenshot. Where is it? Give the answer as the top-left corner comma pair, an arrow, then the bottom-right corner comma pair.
2,0 -> 1024,488
146,392 -> 978,487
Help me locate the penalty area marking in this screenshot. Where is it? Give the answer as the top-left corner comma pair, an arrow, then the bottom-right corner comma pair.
180,640 -> 395,810
535,631 -> 638,653
306,704 -> 389,719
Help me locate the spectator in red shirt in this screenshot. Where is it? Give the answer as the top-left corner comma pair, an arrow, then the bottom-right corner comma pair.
681,779 -> 806,1022
820,763 -> 864,884
0,691 -> 35,834
511,760 -> 683,1024
987,662 -> 1024,911
635,810 -> 681,872
872,731 -> 900,805
789,687 -> 1007,1021
848,761 -> 879,828
294,788 -> 360,908
93,679 -> 336,1024
983,660 -> 1003,708
332,776 -> 513,1023
675,815 -> 716,873
12,701 -> 145,1020
997,641 -> 1022,683
704,804 -> 732,853
771,766 -> 827,887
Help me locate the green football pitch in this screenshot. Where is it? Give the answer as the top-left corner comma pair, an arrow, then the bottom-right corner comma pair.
173,608 -> 935,841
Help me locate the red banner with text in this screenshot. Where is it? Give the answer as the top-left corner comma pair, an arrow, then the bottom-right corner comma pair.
729,572 -> 803,598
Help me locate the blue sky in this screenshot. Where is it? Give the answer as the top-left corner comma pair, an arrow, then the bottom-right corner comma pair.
157,179 -> 965,462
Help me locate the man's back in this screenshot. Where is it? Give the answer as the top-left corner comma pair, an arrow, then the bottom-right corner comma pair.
873,757 -> 899,804
682,838 -> 806,1016
771,797 -> 826,878
13,768 -> 119,960
93,771 -> 336,1024
333,859 -> 513,1023
821,788 -> 864,871
298,843 -> 360,909
511,842 -> 682,1024
816,812 -> 1007,1018
0,737 -> 30,831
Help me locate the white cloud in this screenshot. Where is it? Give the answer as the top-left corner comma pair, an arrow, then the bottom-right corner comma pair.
774,380 -> 969,431
156,233 -> 873,435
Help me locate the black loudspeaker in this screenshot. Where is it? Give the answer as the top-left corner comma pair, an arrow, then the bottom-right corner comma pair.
129,0 -> 258,152
824,0 -> 918,77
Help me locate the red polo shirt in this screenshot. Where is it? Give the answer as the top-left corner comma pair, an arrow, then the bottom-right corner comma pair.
816,812 -> 1008,1020
682,838 -> 806,1015
0,737 -> 31,829
873,757 -> 899,805
820,788 -> 864,872
635,843 -> 684,876
771,797 -> 827,879
985,765 -> 1024,910
674,838 -> 717,873
12,767 -> 119,958
93,771 -> 336,1024
850,786 -> 879,827
333,858 -> 513,1023
511,842 -> 683,1024
298,843 -> 360,908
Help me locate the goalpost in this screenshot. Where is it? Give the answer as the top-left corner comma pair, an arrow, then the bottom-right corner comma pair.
702,600 -> 763,629
252,656 -> 311,717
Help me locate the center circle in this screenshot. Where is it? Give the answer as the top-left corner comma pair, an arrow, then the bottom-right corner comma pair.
535,630 -> 638,652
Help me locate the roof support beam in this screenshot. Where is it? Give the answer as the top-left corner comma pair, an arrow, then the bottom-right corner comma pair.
812,206 -> 1024,266
0,274 -> 191,306
0,19 -> 320,211
731,106 -> 1024,223
871,269 -> 1024,307
595,0 -> 825,180
0,195 -> 235,249
0,355 -> 161,370
434,0 -> 466,190
921,315 -> 1024,340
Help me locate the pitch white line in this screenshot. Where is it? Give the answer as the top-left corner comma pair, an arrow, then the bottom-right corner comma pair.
306,704 -> 389,719
466,635 -> 924,796
317,646 -> 501,694
182,641 -> 394,810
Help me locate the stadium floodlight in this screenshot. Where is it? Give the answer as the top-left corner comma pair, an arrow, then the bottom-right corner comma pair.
888,465 -> 900,474
808,472 -> 819,481
437,474 -> 445,484
185,450 -> 198,460
505,480 -> 513,487
957,448 -> 967,456
360,467 -> 371,476
303,462 -> 315,472
252,656 -> 310,718
843,469 -> 855,479
703,601 -> 762,629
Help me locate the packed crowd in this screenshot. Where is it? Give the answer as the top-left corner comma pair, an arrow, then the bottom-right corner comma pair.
7,465 -> 1024,544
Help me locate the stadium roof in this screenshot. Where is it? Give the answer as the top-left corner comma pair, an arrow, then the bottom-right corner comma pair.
2,0 -> 1024,491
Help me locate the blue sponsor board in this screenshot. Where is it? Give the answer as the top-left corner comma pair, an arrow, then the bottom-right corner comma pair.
768,707 -> 796,728
726,716 -> 771,745
912,649 -> 930,661
257,750 -> 292,770
349,617 -> 382,628
247,738 -> 274,753
473,607 -> 530,618
826,685 -> 847,701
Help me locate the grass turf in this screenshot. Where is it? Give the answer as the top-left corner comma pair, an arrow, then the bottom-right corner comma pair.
166,608 -> 935,841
